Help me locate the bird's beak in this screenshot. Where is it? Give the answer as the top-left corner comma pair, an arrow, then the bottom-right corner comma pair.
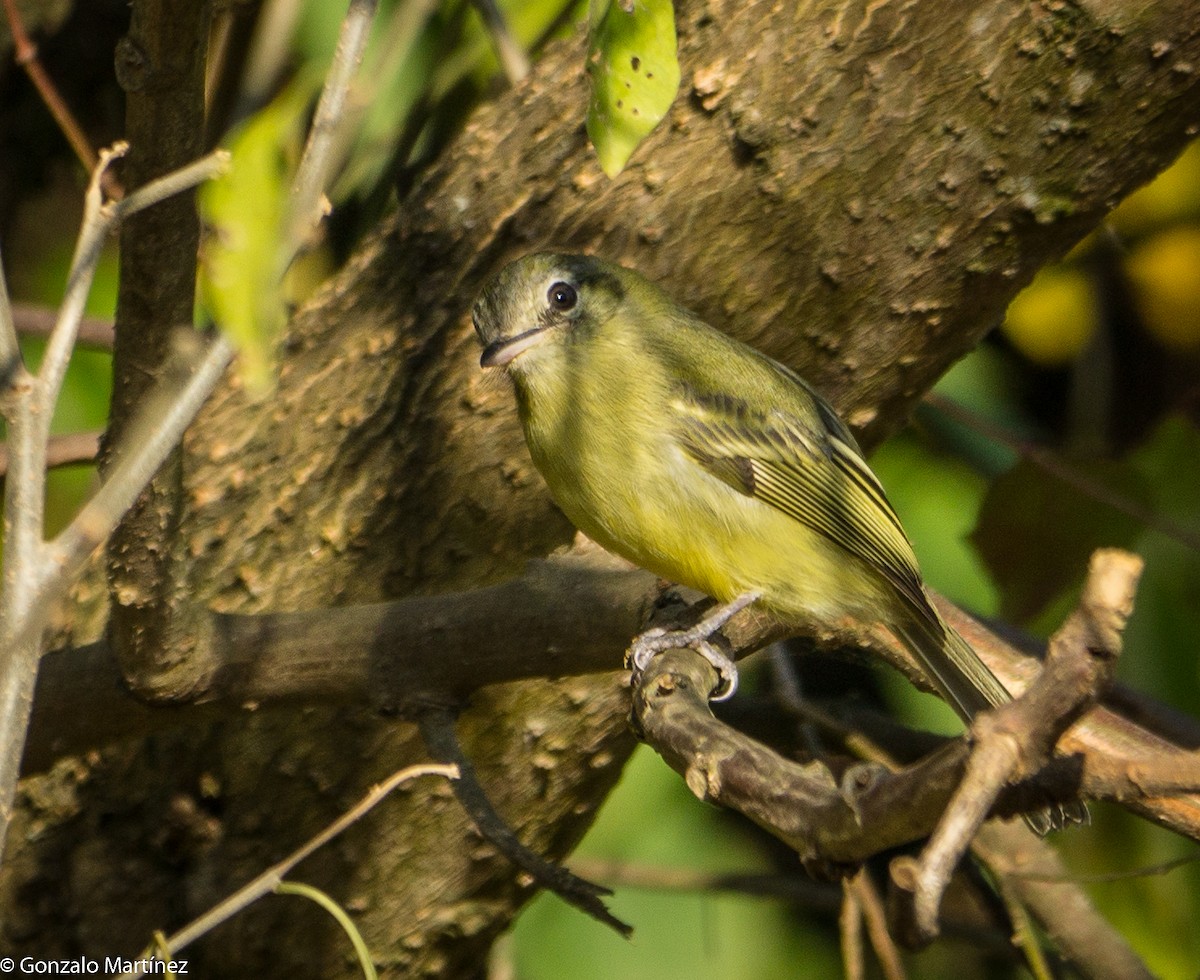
480,325 -> 552,368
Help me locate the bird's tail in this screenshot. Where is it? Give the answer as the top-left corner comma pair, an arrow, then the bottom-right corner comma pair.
893,601 -> 1088,835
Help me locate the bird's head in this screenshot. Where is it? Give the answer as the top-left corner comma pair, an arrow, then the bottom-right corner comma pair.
472,253 -> 629,375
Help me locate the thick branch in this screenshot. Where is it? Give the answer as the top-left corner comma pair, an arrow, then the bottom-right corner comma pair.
27,550 -> 1200,843
106,0 -> 210,695
25,548 -> 654,772
629,646 -> 971,866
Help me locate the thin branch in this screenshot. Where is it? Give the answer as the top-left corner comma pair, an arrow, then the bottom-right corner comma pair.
568,856 -> 843,907
840,877 -> 865,980
42,335 -> 233,606
11,303 -> 114,350
0,247 -> 20,369
911,550 -> 1144,942
0,149 -> 228,866
0,146 -> 128,627
567,856 -> 1019,956
471,0 -> 531,84
0,431 -> 101,476
851,871 -> 906,980
2,359 -> 46,630
115,762 -> 458,980
992,859 -> 1054,980
239,0 -> 306,109
972,822 -> 1154,980
110,150 -> 231,223
39,144 -> 122,410
1,0 -> 122,199
288,0 -> 378,251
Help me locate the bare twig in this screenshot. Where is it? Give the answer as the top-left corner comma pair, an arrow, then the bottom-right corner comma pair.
910,550 -> 1144,942
630,645 -> 974,866
973,822 -> 1154,980
113,152 -> 232,221
0,249 -> 18,369
840,877 -> 865,980
992,857 -> 1055,980
0,431 -> 101,476
1,0 -> 122,198
12,303 -> 114,350
471,0 -> 531,84
40,146 -> 125,419
43,334 -> 234,606
0,148 -> 228,866
288,0 -> 378,251
37,148 -> 227,431
417,707 -> 631,936
3,148 -> 129,630
114,762 -> 458,979
851,872 -> 906,980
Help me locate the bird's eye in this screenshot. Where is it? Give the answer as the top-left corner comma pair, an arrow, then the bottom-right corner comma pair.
547,281 -> 578,312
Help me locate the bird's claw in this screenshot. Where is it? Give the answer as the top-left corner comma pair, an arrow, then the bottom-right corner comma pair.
626,629 -> 739,702
625,591 -> 760,702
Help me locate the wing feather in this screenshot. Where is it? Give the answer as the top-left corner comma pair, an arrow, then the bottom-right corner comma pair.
671,383 -> 929,613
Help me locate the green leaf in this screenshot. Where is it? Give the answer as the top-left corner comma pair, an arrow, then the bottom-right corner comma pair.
198,83 -> 310,395
586,0 -> 680,177
971,449 -> 1152,624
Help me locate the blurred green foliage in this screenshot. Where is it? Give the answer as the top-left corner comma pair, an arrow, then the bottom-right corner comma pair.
512,748 -> 836,980
199,83 -> 305,394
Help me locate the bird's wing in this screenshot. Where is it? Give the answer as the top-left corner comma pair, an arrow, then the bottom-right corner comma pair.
671,380 -> 929,613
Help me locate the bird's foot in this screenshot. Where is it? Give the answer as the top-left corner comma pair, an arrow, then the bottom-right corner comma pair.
625,591 -> 761,702
1023,799 -> 1091,836
628,632 -> 739,700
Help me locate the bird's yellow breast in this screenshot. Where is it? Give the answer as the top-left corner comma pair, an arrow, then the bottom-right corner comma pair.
512,337 -> 877,624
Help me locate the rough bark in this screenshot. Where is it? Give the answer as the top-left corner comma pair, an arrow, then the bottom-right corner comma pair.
107,0 -> 210,695
5,0 -> 1200,975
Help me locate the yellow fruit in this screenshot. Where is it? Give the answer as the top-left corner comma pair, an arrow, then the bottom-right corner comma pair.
1002,266 -> 1100,366
1125,227 -> 1200,350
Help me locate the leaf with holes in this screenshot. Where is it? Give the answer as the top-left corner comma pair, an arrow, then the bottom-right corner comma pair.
586,0 -> 680,177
